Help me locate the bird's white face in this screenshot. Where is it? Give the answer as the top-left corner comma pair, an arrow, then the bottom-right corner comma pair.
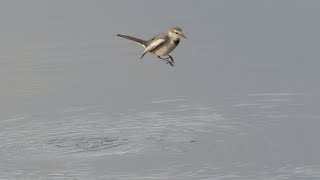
169,28 -> 186,40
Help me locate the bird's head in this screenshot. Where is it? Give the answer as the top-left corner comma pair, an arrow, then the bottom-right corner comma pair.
168,27 -> 187,40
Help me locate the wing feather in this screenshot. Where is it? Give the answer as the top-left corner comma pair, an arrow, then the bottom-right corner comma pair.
140,39 -> 165,59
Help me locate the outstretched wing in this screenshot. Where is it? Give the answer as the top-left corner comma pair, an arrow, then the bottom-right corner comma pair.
140,39 -> 165,59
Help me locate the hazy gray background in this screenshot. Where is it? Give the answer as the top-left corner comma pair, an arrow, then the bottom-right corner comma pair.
1,0 -> 320,179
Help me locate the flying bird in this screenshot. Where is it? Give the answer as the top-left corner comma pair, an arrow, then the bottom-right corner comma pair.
117,27 -> 186,66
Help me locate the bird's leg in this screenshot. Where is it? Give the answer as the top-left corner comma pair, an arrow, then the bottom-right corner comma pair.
165,55 -> 174,64
158,56 -> 174,67
157,56 -> 174,67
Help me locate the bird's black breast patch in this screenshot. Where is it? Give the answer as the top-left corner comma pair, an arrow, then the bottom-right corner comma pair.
173,39 -> 180,46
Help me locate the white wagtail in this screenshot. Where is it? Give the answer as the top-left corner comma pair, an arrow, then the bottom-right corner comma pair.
117,27 -> 186,66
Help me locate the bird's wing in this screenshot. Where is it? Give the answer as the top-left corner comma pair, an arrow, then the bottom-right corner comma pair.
140,39 -> 165,59
116,34 -> 147,48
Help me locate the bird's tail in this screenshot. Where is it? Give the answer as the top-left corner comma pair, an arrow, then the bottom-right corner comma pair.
116,34 -> 147,48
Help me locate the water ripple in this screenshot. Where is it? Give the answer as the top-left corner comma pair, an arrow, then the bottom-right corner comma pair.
0,99 -> 239,158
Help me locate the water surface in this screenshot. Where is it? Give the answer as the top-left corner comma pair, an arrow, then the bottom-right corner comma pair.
1,1 -> 320,179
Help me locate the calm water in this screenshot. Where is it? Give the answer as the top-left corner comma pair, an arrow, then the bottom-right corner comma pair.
1,1 -> 320,179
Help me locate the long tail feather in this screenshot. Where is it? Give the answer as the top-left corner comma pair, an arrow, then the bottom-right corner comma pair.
116,34 -> 146,48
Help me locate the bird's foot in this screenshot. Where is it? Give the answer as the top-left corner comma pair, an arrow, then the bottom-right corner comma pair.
165,55 -> 174,64
158,56 -> 174,67
165,60 -> 174,67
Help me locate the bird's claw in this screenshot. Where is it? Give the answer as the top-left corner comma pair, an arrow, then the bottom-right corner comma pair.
157,56 -> 174,67
166,60 -> 174,67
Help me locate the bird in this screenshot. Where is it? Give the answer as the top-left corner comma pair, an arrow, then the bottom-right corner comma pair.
116,27 -> 186,67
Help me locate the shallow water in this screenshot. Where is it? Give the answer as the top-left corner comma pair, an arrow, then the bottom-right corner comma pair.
1,1 -> 320,179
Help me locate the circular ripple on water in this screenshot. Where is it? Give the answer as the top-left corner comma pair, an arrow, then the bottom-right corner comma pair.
3,99 -> 241,158
44,136 -> 128,156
